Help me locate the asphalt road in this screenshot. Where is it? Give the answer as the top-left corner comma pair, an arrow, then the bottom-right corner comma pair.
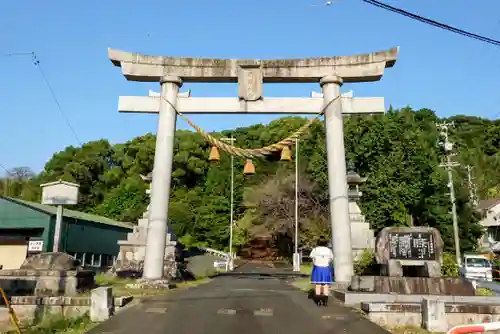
476,279 -> 500,295
88,263 -> 390,334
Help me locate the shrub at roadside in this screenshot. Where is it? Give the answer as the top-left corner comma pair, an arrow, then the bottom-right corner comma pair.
354,249 -> 378,275
9,314 -> 94,334
441,252 -> 459,277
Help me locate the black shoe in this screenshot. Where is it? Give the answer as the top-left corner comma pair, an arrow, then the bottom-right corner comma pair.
313,294 -> 321,306
323,295 -> 329,307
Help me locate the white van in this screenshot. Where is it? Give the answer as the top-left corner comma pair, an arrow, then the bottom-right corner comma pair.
460,254 -> 493,282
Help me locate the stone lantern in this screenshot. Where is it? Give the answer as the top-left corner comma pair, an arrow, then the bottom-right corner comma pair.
114,171 -> 178,280
346,161 -> 366,222
345,161 -> 375,259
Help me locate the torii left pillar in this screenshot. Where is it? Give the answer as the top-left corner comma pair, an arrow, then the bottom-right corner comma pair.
143,76 -> 182,279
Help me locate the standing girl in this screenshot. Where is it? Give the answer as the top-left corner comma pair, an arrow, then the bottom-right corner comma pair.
310,239 -> 334,306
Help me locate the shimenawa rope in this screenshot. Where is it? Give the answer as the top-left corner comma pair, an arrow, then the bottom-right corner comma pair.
162,95 -> 341,159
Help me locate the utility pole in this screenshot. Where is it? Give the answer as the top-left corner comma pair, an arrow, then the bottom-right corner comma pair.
221,137 -> 236,271
293,139 -> 300,272
466,165 -> 478,208
437,122 -> 461,265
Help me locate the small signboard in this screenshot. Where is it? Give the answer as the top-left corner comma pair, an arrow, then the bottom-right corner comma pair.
40,180 -> 79,205
388,232 -> 436,261
28,239 -> 44,252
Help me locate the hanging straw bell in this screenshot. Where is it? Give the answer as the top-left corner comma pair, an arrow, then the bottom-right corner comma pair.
280,145 -> 292,161
208,146 -> 220,161
243,159 -> 256,175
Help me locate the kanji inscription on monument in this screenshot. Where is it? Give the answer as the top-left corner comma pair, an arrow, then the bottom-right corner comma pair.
388,232 -> 436,261
376,226 -> 443,278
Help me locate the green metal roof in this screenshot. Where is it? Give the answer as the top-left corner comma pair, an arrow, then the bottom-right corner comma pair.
1,196 -> 134,230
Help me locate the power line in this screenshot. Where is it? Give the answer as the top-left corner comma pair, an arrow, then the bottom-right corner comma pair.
0,52 -> 33,57
361,0 -> 500,47
31,54 -> 82,145
0,164 -> 11,196
2,52 -> 82,145
0,163 -> 10,175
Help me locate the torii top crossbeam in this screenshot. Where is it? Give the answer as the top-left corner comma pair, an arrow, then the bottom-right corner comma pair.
108,47 -> 399,84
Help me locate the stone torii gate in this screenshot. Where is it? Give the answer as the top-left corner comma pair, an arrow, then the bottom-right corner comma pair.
108,47 -> 399,284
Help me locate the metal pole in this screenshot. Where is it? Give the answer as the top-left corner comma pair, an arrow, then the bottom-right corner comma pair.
293,139 -> 300,272
447,154 -> 461,265
229,152 -> 235,270
221,137 -> 236,271
53,205 -> 63,252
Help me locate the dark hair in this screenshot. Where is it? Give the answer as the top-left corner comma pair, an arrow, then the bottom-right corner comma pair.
317,239 -> 328,247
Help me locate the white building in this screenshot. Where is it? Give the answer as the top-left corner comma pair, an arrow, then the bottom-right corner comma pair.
478,199 -> 500,250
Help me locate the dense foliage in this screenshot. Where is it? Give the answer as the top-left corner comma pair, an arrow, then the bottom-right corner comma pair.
2,107 -> 497,254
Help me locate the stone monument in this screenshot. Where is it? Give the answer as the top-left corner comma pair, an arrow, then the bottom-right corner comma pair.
346,162 -> 375,260
376,226 -> 443,277
350,226 -> 475,296
108,47 -> 399,284
113,173 -> 179,279
0,252 -> 95,296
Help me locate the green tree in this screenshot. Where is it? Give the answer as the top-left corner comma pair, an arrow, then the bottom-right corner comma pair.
19,107 -> 488,253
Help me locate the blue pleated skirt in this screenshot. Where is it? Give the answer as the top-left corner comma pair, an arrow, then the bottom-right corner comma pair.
311,265 -> 333,285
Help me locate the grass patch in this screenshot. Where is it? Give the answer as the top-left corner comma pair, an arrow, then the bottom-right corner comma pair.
289,264 -> 313,291
286,264 -> 312,292
476,287 -> 494,296
291,277 -> 311,291
93,273 -> 211,298
6,314 -> 95,334
300,264 -> 313,275
387,325 -> 440,334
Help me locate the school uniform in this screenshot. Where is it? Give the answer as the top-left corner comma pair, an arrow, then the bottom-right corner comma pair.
310,246 -> 334,285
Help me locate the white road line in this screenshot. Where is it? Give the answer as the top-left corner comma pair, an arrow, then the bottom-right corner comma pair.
217,308 -> 237,315
145,307 -> 168,313
254,308 -> 274,316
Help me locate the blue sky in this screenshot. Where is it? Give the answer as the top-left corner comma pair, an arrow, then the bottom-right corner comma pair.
2,0 -> 500,173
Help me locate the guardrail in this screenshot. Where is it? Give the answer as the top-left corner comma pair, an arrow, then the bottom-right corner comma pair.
447,322 -> 500,334
196,246 -> 230,259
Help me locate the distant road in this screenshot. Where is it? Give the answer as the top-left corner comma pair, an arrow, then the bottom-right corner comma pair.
476,280 -> 500,296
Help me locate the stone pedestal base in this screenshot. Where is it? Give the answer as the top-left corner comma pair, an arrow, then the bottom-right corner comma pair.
349,276 -> 475,296
351,221 -> 375,261
0,269 -> 95,296
380,260 -> 441,278
114,241 -> 179,279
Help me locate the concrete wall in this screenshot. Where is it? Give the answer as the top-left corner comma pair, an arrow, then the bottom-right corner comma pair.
362,301 -> 500,332
0,294 -> 132,332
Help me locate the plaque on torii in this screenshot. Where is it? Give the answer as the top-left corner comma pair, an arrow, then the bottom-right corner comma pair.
108,47 -> 399,283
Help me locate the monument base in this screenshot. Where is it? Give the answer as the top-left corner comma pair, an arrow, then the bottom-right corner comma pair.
0,252 -> 96,296
349,276 -> 475,296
